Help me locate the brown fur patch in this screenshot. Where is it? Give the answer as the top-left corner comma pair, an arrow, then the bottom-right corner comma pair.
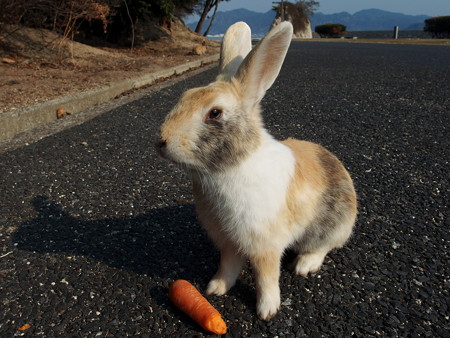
278,138 -> 357,253
282,139 -> 327,188
317,147 -> 352,186
280,139 -> 327,229
316,146 -> 357,218
250,251 -> 282,289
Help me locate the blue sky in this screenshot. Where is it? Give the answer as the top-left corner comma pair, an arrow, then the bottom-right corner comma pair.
214,0 -> 450,17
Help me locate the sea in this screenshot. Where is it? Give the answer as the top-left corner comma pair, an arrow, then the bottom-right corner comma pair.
207,30 -> 433,40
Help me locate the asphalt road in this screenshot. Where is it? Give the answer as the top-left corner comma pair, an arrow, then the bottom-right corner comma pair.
1,42 -> 449,337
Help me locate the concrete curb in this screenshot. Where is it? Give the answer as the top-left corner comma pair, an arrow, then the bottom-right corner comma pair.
0,54 -> 219,141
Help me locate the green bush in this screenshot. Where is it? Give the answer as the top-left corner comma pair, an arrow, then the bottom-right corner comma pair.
315,23 -> 347,38
424,16 -> 450,38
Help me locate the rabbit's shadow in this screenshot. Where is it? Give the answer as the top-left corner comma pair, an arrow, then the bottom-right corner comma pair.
13,196 -> 300,316
13,195 -> 217,282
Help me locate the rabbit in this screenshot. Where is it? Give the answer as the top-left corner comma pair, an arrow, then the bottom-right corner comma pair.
157,21 -> 357,320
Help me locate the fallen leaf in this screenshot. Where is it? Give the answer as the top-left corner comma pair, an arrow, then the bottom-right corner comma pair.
18,324 -> 31,331
56,107 -> 66,119
1,57 -> 16,64
191,45 -> 207,56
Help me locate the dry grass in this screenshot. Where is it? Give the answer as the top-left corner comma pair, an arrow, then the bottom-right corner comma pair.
0,22 -> 220,113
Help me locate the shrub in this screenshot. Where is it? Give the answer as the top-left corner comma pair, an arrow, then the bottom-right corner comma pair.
0,0 -> 114,42
315,23 -> 347,38
424,16 -> 450,38
0,0 -> 113,58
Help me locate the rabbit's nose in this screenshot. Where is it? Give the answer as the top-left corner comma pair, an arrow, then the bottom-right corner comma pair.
156,138 -> 167,155
158,139 -> 167,149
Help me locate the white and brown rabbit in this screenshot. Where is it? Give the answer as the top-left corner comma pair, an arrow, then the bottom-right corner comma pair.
157,21 -> 357,320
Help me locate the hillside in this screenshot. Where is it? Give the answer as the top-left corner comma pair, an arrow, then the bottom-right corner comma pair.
0,21 -> 219,113
188,8 -> 431,35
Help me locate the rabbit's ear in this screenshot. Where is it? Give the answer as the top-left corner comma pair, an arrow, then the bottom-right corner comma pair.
234,22 -> 293,104
219,21 -> 252,78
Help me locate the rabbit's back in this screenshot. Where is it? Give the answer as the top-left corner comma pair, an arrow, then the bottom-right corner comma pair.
282,138 -> 357,253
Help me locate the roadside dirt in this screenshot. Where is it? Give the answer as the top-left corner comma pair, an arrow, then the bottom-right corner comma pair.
0,21 -> 220,114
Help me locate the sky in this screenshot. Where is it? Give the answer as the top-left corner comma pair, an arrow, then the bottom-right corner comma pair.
214,0 -> 450,17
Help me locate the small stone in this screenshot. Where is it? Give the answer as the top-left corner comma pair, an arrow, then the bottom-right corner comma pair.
282,298 -> 292,306
364,282 -> 376,290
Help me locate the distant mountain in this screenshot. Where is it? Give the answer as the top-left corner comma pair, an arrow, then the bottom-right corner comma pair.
187,8 -> 430,36
187,8 -> 275,36
311,9 -> 429,31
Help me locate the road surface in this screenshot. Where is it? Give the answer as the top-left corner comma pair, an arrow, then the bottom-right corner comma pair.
1,42 -> 449,336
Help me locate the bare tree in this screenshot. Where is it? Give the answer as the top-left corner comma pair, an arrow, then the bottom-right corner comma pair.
194,0 -> 229,35
202,0 -> 219,36
194,0 -> 214,34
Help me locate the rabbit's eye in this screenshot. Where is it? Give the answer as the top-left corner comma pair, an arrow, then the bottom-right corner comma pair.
206,108 -> 222,121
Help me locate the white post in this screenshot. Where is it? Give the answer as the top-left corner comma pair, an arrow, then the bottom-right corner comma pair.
393,26 -> 399,39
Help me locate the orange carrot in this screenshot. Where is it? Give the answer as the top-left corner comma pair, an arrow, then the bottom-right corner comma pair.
18,324 -> 31,331
169,279 -> 227,335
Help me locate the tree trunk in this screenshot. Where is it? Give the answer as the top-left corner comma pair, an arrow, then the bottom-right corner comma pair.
194,0 -> 213,34
203,0 -> 219,36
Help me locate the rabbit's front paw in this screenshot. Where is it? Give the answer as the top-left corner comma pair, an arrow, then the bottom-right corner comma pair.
206,278 -> 228,296
257,291 -> 280,320
295,251 -> 327,277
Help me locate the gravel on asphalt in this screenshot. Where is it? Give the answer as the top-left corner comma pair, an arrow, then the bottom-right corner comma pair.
1,42 -> 449,337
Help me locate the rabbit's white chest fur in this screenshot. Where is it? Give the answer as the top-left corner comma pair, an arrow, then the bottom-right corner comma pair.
193,132 -> 298,253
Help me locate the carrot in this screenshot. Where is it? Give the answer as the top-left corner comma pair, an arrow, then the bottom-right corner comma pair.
169,279 -> 227,335
18,324 -> 31,331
